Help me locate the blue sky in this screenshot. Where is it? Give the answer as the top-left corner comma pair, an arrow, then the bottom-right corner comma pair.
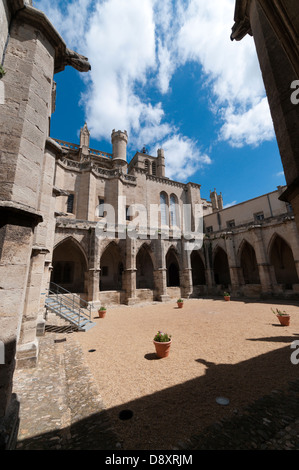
35,0 -> 286,206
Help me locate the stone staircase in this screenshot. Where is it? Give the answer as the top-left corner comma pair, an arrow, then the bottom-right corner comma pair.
45,283 -> 95,332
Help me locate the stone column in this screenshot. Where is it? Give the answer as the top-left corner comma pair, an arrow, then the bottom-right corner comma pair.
180,241 -> 192,298
123,236 -> 137,305
251,227 -> 273,295
203,240 -> 214,294
225,236 -> 241,295
88,268 -> 100,304
152,238 -> 170,301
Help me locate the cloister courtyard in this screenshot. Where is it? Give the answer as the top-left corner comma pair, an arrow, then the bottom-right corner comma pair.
67,297 -> 299,449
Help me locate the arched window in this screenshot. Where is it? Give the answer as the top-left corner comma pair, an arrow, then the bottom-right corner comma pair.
170,195 -> 178,228
160,192 -> 168,226
152,161 -> 157,175
66,194 -> 74,213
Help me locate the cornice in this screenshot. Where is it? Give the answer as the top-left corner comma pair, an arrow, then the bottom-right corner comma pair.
231,0 -> 252,40
13,4 -> 90,74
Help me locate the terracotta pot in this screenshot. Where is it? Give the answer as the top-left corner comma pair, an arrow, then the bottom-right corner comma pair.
153,340 -> 172,358
98,309 -> 106,318
177,302 -> 183,308
224,296 -> 230,301
277,314 -> 290,326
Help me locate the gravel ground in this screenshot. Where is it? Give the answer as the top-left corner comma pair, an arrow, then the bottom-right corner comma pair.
74,297 -> 299,450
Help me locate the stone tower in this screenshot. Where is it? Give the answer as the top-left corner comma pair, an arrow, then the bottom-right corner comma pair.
157,148 -> 165,177
111,129 -> 128,170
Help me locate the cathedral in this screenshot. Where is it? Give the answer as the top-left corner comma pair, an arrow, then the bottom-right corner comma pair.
51,124 -> 299,309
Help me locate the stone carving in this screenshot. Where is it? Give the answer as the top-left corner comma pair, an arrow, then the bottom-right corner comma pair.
64,48 -> 91,72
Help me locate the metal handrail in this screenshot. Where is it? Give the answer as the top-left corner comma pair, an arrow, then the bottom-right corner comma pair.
47,282 -> 92,324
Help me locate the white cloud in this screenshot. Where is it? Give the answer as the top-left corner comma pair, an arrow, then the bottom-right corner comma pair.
35,0 -> 274,180
36,0 -> 92,51
152,134 -> 212,181
176,0 -> 274,147
220,98 -> 274,147
223,201 -> 237,209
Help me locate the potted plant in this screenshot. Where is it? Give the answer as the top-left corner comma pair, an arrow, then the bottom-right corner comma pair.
177,298 -> 184,308
98,306 -> 107,318
224,292 -> 230,301
153,331 -> 172,358
272,308 -> 290,326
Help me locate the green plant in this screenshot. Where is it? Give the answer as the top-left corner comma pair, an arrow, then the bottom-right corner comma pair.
154,331 -> 172,342
99,306 -> 106,311
224,292 -> 230,297
177,298 -> 183,303
0,65 -> 6,79
271,308 -> 289,316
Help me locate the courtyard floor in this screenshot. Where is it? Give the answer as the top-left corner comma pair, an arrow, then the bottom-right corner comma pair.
13,297 -> 299,450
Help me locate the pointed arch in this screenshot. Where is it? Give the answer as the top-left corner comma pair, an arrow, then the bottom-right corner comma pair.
213,246 -> 231,286
53,236 -> 88,267
100,241 -> 124,291
166,246 -> 180,287
191,250 -> 206,285
51,237 -> 88,293
239,239 -> 260,284
170,194 -> 179,228
160,191 -> 169,227
136,244 -> 154,289
269,233 -> 299,288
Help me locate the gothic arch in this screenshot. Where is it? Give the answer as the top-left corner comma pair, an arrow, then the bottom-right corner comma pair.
213,246 -> 231,286
239,239 -> 260,284
169,193 -> 180,228
136,244 -> 154,289
53,235 -> 88,267
269,233 -> 299,288
191,250 -> 206,285
166,246 -> 180,287
51,237 -> 88,293
160,191 -> 169,227
100,241 -> 124,291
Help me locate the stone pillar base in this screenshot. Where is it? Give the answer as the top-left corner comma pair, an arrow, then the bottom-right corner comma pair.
0,393 -> 20,450
16,340 -> 39,369
36,316 -> 46,337
158,294 -> 170,302
126,297 -> 138,306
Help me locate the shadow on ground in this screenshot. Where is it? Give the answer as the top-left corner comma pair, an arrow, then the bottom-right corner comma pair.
16,328 -> 299,450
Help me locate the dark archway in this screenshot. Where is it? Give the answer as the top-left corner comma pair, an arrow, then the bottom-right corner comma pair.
100,243 -> 123,291
191,250 -> 206,285
51,238 -> 87,293
136,245 -> 154,289
240,241 -> 260,284
166,248 -> 180,287
270,235 -> 299,288
213,247 -> 231,287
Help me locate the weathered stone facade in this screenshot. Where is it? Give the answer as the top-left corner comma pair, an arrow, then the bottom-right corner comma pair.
231,0 -> 299,234
0,0 -> 90,448
50,128 -> 299,308
50,126 -> 204,307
